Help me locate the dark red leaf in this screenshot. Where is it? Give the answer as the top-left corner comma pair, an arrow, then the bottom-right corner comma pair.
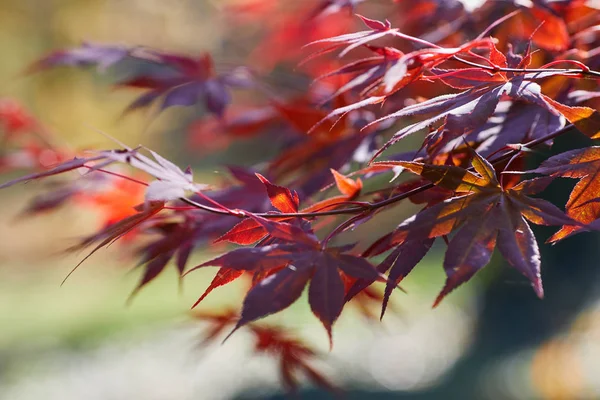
0,156 -> 102,189
381,238 -> 434,317
433,210 -> 498,307
309,259 -> 345,347
234,265 -> 313,330
64,201 -> 165,285
186,244 -> 294,275
496,208 -> 543,299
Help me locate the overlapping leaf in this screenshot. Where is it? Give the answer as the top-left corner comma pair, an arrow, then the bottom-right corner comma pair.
65,200 -> 166,286
307,21 -> 600,161
439,101 -> 565,157
527,147 -> 600,241
365,150 -> 576,305
305,17 -> 496,118
346,238 -> 434,319
367,73 -> 600,161
31,45 -> 252,116
187,226 -> 379,344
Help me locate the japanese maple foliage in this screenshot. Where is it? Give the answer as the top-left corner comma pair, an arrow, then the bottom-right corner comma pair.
3,0 -> 600,395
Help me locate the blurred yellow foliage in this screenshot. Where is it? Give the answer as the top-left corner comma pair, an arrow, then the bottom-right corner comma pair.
0,0 -> 223,149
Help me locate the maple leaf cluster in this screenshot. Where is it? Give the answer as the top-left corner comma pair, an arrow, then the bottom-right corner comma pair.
3,0 -> 600,395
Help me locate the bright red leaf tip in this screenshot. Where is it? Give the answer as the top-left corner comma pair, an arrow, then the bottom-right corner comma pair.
213,218 -> 267,245
191,268 -> 244,308
356,14 -> 391,31
255,173 -> 299,213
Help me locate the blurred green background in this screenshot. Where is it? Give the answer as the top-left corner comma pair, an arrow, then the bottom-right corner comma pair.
1,1 -> 600,399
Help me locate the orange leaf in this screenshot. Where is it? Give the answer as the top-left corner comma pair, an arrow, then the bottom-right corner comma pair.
330,168 -> 362,198
543,95 -> 600,139
529,147 -> 600,241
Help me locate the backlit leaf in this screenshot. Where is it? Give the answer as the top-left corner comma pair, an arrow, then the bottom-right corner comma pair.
256,173 -> 299,213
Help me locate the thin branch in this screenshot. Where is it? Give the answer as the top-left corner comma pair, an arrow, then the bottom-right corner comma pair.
388,18 -> 600,78
180,124 -> 577,219
454,57 -> 600,78
321,211 -> 370,248
179,197 -> 236,216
